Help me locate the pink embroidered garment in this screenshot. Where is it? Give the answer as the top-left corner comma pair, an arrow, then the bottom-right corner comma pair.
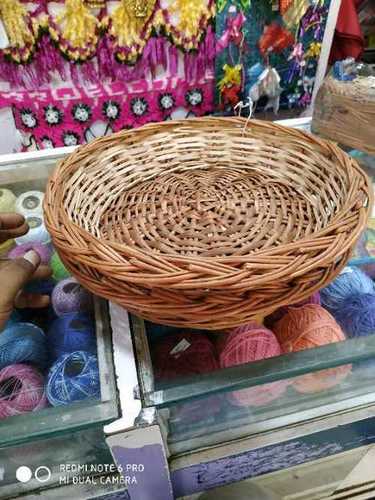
0,77 -> 214,150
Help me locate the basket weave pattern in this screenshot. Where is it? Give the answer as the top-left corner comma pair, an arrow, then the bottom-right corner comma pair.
44,117 -> 371,329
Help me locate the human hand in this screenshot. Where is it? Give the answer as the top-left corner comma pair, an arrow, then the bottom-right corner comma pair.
0,213 -> 29,244
0,250 -> 51,331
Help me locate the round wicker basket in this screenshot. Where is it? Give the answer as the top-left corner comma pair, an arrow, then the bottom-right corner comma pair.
44,117 -> 371,329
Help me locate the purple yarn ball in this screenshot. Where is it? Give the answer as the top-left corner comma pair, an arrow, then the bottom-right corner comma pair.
334,293 -> 375,338
51,278 -> 92,317
8,243 -> 52,265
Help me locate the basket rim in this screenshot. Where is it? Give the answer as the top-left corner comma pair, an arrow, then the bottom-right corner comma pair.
44,116 -> 372,264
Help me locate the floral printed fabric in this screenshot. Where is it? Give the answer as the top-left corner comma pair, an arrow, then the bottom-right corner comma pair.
1,78 -> 214,150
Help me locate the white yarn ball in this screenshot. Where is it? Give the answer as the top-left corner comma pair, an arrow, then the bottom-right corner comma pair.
15,215 -> 50,246
15,191 -> 44,217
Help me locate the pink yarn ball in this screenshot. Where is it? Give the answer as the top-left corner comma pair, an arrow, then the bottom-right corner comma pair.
219,324 -> 287,407
8,242 -> 52,265
0,364 -> 47,419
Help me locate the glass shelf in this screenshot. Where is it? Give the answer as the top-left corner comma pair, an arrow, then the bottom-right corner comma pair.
0,151 -> 119,497
132,315 -> 375,455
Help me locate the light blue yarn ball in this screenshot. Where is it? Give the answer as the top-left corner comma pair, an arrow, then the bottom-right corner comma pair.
320,267 -> 375,314
0,322 -> 48,370
46,351 -> 100,406
4,310 -> 22,328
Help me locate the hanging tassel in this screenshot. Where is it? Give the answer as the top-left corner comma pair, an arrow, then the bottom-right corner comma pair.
52,0 -> 99,61
108,0 -> 157,63
169,0 -> 211,42
0,0 -> 37,63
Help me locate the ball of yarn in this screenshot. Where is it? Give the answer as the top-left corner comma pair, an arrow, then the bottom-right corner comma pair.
5,310 -> 21,328
52,278 -> 92,317
48,312 -> 96,360
0,323 -> 48,370
219,323 -> 287,406
333,293 -> 375,338
320,267 -> 374,314
15,191 -> 44,217
15,215 -> 50,246
274,304 -> 351,393
265,292 -> 321,328
153,332 -> 219,380
46,351 -> 100,406
51,252 -> 70,281
0,364 -> 47,419
8,242 -> 52,265
0,188 -> 16,213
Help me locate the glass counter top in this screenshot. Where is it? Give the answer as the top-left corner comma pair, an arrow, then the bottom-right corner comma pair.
0,150 -> 119,448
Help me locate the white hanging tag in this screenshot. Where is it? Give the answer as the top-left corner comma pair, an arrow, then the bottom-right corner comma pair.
170,338 -> 191,356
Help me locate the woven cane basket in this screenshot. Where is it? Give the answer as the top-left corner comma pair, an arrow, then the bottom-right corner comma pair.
44,117 -> 371,329
312,76 -> 375,156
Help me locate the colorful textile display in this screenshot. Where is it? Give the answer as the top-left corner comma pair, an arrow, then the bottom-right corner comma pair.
0,78 -> 214,149
216,0 -> 330,113
0,0 -> 216,89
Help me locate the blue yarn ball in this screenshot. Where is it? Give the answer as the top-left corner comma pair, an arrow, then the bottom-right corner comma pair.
46,351 -> 100,406
5,310 -> 22,328
0,322 -> 48,370
333,293 -> 375,338
320,267 -> 374,313
48,312 -> 96,360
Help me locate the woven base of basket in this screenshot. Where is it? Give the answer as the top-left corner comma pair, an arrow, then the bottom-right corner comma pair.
44,117 -> 371,329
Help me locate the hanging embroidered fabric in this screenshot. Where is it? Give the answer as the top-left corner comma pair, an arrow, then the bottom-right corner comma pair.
101,0 -> 158,64
0,0 -> 39,63
48,0 -> 100,62
0,78 -> 214,150
162,0 -> 215,50
0,0 -> 216,88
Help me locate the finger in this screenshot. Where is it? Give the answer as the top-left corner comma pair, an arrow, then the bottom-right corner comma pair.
30,265 -> 52,281
0,222 -> 29,242
15,292 -> 50,309
0,250 -> 40,303
0,213 -> 25,229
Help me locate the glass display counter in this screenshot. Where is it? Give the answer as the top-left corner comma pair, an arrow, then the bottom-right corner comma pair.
0,151 -> 119,499
1,118 -> 375,500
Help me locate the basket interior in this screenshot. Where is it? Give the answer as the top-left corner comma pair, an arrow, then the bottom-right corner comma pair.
62,122 -> 350,258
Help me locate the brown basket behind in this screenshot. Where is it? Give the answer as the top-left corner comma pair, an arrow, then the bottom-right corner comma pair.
44,117 -> 371,329
312,76 -> 375,155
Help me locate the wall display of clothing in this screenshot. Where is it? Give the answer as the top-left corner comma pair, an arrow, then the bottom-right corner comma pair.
0,78 -> 213,149
215,0 -> 330,113
0,0 -> 215,88
0,0 -> 215,150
